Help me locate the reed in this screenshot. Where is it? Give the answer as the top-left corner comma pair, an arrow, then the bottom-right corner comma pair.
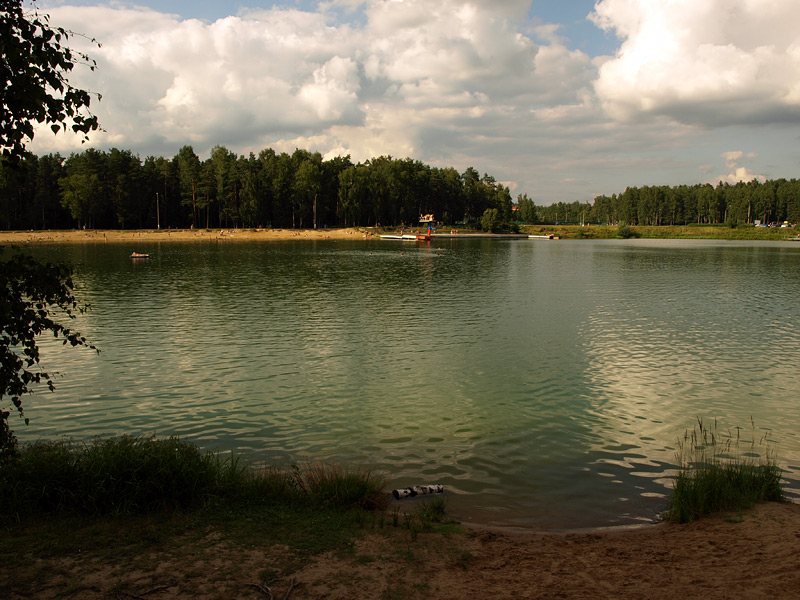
666,418 -> 785,523
291,461 -> 389,511
0,436 -> 252,515
0,436 -> 389,517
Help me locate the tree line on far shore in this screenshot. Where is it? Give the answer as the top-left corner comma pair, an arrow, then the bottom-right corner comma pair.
538,180 -> 800,228
0,147 -> 523,231
1,146 -> 798,231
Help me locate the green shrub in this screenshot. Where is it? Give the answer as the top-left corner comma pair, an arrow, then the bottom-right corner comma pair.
617,223 -> 641,239
666,419 -> 785,523
480,208 -> 502,232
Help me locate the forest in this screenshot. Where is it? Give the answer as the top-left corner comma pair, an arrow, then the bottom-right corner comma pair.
562,180 -> 800,227
0,146 -> 798,230
0,146 -> 517,231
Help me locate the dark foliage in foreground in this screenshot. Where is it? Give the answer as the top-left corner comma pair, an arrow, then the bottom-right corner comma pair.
0,0 -> 100,166
0,435 -> 389,517
1,250 -> 97,460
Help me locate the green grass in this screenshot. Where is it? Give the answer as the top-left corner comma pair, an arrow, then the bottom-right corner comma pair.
0,435 -> 472,600
0,435 -> 252,515
292,461 -> 390,511
0,435 -> 387,518
0,436 -> 462,599
666,418 -> 785,523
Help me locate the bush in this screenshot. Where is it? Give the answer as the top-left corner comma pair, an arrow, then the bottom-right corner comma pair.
666,419 -> 785,523
616,223 -> 640,239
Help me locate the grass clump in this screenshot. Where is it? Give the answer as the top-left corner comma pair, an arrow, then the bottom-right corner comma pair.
413,497 -> 448,523
666,418 -> 785,523
0,435 -> 389,518
292,461 -> 389,511
0,435 -> 252,515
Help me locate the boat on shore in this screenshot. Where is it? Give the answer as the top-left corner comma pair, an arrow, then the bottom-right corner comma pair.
379,234 -> 428,241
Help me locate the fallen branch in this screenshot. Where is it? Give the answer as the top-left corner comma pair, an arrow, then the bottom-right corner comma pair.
246,577 -> 297,600
142,583 -> 176,595
116,581 -> 177,600
246,581 -> 274,599
283,578 -> 297,600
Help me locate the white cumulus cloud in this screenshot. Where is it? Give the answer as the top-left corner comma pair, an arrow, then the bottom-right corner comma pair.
715,150 -> 764,184
31,2 -> 596,164
591,0 -> 800,126
24,1 -> 800,204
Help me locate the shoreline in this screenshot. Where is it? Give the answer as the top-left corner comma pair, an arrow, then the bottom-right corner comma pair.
0,228 -> 538,247
0,228 -> 375,244
2,224 -> 798,245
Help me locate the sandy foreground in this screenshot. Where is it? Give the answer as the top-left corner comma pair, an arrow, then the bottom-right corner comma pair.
3,502 -> 799,599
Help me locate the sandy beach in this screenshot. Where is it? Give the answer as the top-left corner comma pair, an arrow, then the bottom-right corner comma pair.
4,502 -> 800,599
0,228 -> 381,245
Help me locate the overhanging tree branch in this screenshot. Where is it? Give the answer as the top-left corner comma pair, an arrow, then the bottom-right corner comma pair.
1,0 -> 102,165
1,1 -> 100,458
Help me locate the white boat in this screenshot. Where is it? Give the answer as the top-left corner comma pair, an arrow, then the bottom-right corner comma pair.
379,234 -> 424,240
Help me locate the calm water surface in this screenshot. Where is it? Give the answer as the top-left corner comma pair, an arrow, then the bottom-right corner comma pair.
19,238 -> 800,530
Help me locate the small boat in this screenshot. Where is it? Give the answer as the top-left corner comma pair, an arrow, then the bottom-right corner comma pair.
528,234 -> 558,240
379,234 -> 426,240
130,252 -> 150,259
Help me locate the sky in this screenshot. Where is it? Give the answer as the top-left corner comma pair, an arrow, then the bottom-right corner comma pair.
28,0 -> 800,205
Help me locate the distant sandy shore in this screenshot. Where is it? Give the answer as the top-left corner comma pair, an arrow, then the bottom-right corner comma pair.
0,228 -> 380,245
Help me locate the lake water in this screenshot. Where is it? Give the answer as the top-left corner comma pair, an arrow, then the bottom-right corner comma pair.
16,237 -> 800,530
